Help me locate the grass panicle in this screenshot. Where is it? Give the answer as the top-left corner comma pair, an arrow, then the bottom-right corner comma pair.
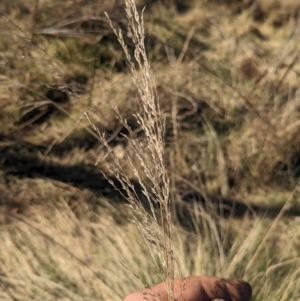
89,0 -> 175,300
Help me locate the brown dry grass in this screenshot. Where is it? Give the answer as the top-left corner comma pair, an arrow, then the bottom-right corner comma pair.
0,0 -> 300,300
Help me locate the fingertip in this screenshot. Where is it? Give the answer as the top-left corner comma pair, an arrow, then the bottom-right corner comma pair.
230,279 -> 252,301
241,281 -> 252,301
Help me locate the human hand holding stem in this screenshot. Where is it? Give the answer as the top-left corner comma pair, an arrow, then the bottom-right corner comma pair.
123,276 -> 252,301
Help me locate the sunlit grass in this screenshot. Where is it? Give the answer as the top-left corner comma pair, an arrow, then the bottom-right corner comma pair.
0,201 -> 299,301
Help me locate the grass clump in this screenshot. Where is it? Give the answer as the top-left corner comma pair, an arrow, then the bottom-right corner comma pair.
0,199 -> 299,301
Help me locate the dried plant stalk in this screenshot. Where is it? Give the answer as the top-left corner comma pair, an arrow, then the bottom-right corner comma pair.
98,1 -> 175,300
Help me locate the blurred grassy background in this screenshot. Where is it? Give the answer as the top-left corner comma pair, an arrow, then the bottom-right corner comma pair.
0,0 -> 299,300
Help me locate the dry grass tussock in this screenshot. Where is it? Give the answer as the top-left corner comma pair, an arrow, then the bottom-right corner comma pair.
1,0 -> 300,204
0,202 -> 299,301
